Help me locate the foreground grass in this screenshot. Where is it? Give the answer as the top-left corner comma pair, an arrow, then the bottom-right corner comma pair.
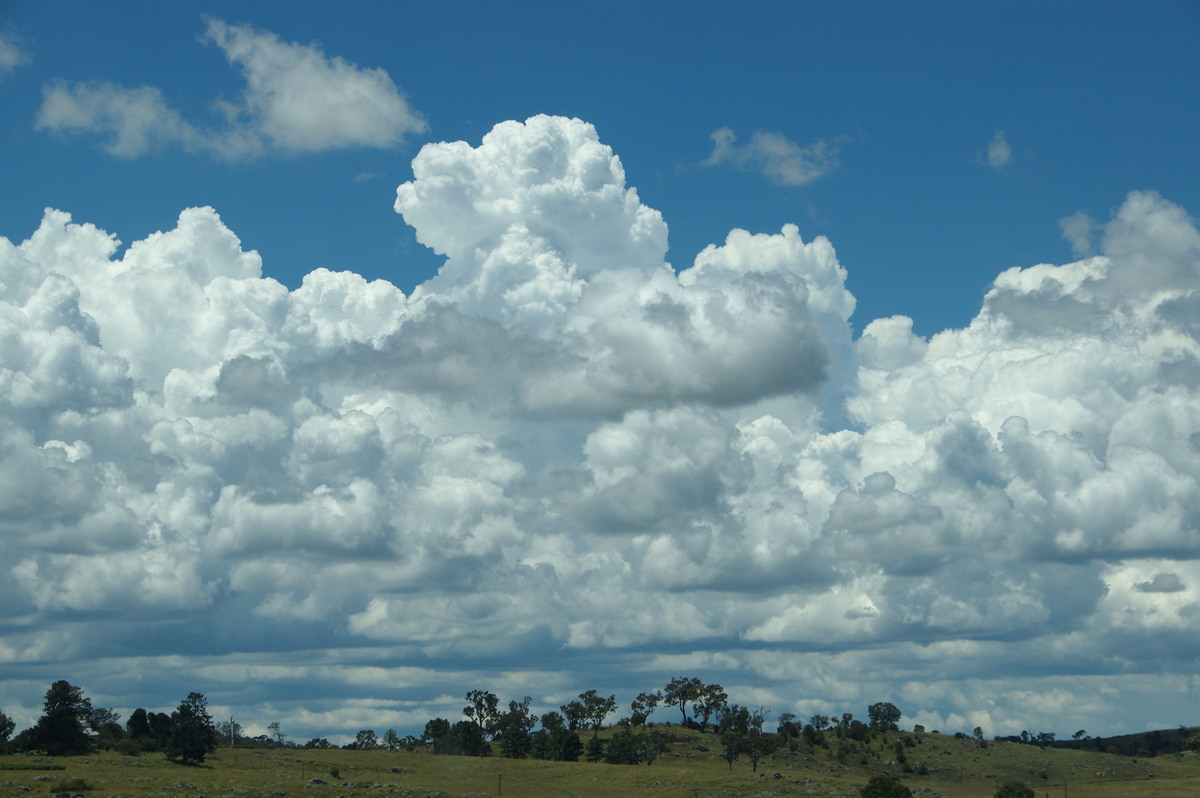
2,728 -> 1198,797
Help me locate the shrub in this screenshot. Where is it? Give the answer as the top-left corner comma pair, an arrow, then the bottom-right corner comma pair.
994,781 -> 1034,798
860,773 -> 913,797
55,777 -> 92,792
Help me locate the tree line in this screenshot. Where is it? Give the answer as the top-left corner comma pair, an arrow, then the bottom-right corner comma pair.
0,675 -> 907,773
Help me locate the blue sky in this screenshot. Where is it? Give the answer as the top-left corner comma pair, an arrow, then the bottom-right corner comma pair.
6,1 -> 1197,335
1,1 -> 1199,744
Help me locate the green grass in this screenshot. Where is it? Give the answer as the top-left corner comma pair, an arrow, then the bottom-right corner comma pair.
1,728 -> 1197,798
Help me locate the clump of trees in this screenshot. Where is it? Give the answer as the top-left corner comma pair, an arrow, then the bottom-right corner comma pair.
2,681 -> 222,764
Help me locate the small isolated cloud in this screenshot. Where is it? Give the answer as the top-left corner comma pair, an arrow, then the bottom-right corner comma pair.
1059,209 -> 1099,258
1134,573 -> 1186,593
982,130 -> 1012,169
200,18 -> 426,155
34,18 -> 425,160
37,81 -> 201,158
705,127 -> 841,186
0,30 -> 28,78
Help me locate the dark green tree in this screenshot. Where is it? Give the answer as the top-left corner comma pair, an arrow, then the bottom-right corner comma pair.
845,719 -> 871,741
94,718 -> 126,750
496,697 -> 536,758
603,727 -> 643,764
777,712 -> 800,737
993,781 -> 1034,798
717,704 -> 751,769
630,691 -> 661,726
639,728 -> 670,764
867,702 -> 902,732
742,707 -> 775,772
802,723 -> 823,750
529,725 -> 582,761
584,734 -> 605,762
529,728 -> 553,759
539,711 -> 566,732
576,690 -> 617,736
31,680 -> 93,755
719,727 -> 741,769
88,707 -> 120,730
0,710 -> 15,753
860,773 -> 913,797
463,690 -> 501,738
663,676 -> 704,726
150,712 -> 172,746
127,708 -> 152,740
694,683 -> 728,732
354,729 -> 378,750
422,717 -> 451,745
437,720 -> 489,756
165,692 -> 217,765
559,698 -> 587,731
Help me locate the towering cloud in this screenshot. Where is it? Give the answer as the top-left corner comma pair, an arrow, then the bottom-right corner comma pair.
1,115 -> 1197,739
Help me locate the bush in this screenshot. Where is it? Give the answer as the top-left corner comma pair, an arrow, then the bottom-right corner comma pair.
993,781 -> 1034,798
860,773 -> 913,797
116,737 -> 143,756
54,777 -> 93,792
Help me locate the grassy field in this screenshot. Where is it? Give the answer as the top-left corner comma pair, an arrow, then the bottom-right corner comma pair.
2,727 -> 1197,798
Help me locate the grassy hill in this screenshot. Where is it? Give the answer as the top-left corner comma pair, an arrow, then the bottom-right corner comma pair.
1048,726 -> 1200,758
2,725 -> 1198,797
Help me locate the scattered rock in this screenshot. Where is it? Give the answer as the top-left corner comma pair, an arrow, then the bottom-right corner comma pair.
308,778 -> 326,785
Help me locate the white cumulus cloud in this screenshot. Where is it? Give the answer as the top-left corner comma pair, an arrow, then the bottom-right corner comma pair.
2,115 -> 1199,741
34,19 -> 425,159
200,17 -> 427,156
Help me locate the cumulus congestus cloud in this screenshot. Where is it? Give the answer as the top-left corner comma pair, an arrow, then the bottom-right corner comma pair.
1,115 -> 1199,737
